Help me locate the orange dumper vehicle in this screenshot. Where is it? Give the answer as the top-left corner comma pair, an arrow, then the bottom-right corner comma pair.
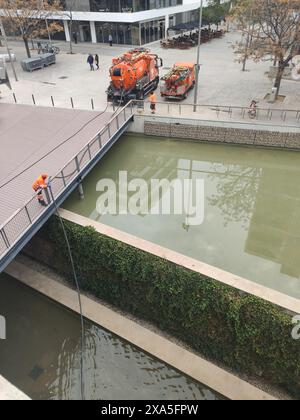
107,48 -> 163,104
160,62 -> 196,100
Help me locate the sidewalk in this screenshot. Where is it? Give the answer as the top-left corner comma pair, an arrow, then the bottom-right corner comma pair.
1,32 -> 300,112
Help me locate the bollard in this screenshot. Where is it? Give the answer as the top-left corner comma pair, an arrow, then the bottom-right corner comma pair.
91,98 -> 94,110
32,94 -> 36,105
13,93 -> 17,103
51,96 -> 55,107
71,97 -> 74,109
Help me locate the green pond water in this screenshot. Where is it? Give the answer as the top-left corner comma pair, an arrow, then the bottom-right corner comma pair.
64,135 -> 300,299
0,274 -> 222,400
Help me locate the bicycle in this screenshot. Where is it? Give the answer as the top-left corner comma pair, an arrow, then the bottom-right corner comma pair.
38,42 -> 60,55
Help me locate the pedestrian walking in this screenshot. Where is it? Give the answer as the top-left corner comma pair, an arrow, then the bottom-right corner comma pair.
109,34 -> 113,47
95,54 -> 100,70
87,54 -> 94,71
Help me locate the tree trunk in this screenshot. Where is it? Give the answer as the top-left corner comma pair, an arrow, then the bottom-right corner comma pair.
273,63 -> 285,98
23,36 -> 31,58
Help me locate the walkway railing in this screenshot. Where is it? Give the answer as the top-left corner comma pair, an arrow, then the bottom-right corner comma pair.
0,102 -> 134,260
131,100 -> 300,126
8,93 -> 300,126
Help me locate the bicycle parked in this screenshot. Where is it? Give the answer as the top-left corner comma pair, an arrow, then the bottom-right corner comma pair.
37,42 -> 60,55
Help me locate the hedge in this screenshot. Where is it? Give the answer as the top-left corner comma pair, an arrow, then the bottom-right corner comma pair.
42,216 -> 300,397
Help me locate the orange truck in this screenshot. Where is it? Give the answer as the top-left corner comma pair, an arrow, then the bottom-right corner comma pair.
160,62 -> 196,100
107,48 -> 163,104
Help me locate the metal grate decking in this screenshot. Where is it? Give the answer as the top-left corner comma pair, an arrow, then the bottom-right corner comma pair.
0,103 -> 134,272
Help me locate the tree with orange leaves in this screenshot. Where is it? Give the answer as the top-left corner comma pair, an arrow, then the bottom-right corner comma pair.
0,0 -> 63,58
232,0 -> 300,98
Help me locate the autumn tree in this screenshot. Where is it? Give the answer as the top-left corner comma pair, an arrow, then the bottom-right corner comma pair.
0,0 -> 63,58
233,0 -> 300,98
203,0 -> 232,29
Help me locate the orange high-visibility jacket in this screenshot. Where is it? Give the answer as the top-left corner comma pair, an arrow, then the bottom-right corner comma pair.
150,93 -> 157,104
32,174 -> 48,191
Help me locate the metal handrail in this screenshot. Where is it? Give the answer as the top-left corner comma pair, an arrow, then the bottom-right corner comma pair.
132,99 -> 300,114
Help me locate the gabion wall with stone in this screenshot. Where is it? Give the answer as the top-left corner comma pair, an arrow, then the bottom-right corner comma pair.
144,121 -> 300,149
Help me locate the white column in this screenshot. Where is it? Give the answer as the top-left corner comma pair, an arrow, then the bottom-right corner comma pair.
165,15 -> 169,39
90,21 -> 97,44
63,20 -> 70,43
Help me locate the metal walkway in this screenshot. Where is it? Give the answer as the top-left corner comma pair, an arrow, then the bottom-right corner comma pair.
0,102 -> 134,272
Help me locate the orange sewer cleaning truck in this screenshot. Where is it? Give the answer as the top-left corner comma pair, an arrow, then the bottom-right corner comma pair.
107,48 -> 163,104
160,62 -> 196,100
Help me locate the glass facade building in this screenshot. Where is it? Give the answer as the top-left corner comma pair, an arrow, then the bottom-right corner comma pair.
59,0 -> 200,46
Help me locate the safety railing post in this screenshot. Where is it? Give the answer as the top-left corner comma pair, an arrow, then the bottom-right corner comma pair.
87,144 -> 92,160
0,228 -> 10,249
98,133 -> 102,149
25,205 -> 32,224
44,187 -> 51,205
61,170 -> 67,187
75,156 -> 81,172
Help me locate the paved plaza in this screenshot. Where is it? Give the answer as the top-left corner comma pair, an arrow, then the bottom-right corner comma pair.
0,31 -> 299,113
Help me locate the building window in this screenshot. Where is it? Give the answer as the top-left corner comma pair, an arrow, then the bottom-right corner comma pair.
90,0 -> 133,12
90,0 -> 182,12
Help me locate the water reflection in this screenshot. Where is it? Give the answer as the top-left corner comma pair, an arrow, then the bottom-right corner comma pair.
64,136 -> 300,298
0,274 -> 221,400
207,165 -> 262,228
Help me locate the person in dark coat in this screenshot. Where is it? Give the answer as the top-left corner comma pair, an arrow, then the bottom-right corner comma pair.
87,54 -> 94,71
95,54 -> 99,70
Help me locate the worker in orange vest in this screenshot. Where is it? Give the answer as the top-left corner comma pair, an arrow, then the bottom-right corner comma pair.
32,174 -> 48,207
149,91 -> 157,114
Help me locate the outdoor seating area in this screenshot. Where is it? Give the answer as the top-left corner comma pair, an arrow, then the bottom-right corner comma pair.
161,28 -> 225,50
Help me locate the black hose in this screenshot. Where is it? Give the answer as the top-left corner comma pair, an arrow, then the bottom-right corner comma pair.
48,182 -> 85,401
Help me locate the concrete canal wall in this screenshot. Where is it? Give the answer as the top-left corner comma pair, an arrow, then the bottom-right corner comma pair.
21,210 -> 300,399
129,115 -> 300,150
0,375 -> 30,400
